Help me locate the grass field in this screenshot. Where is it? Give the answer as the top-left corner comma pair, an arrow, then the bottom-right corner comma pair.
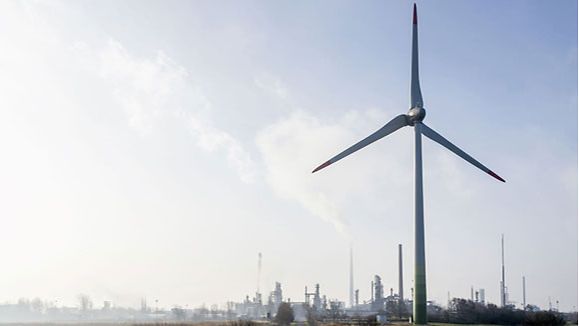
0,322 -> 575,326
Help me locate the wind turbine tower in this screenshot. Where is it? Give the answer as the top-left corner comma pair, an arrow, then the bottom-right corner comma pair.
312,4 -> 505,324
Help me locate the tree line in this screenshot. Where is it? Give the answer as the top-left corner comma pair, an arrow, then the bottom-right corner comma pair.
428,298 -> 572,325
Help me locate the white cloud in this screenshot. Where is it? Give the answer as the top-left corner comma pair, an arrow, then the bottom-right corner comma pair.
254,73 -> 289,100
189,116 -> 256,183
82,39 -> 256,183
98,40 -> 188,135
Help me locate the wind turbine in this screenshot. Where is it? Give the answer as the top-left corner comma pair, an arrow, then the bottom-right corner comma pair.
312,4 -> 505,325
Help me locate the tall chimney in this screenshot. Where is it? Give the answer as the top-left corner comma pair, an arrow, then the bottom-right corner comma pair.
522,276 -> 526,310
398,244 -> 404,303
257,253 -> 262,295
349,245 -> 354,308
501,234 -> 506,307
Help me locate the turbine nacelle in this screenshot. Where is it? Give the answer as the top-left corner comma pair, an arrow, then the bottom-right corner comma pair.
407,107 -> 426,125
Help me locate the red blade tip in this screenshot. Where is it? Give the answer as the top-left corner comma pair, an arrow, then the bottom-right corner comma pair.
488,170 -> 506,183
413,3 -> 417,25
312,160 -> 332,173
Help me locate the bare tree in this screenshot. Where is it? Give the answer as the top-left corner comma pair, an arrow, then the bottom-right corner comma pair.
30,298 -> 44,313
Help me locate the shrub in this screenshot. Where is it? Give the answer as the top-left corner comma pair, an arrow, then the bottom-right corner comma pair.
523,311 -> 566,325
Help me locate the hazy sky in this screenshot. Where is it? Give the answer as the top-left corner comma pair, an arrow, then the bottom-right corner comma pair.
0,0 -> 576,312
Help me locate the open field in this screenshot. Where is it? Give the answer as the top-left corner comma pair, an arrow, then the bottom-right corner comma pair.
0,320 -> 577,326
0,324 -> 497,326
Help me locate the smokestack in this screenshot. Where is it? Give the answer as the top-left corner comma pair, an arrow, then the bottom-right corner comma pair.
257,253 -> 262,295
501,234 -> 506,307
471,286 -> 474,301
522,276 -> 526,310
349,245 -> 354,308
398,244 -> 404,303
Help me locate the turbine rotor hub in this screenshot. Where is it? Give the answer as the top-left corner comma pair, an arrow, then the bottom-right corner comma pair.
407,107 -> 426,125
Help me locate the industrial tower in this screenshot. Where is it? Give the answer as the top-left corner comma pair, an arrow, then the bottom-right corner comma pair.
500,234 -> 506,307
399,244 -> 404,303
350,246 -> 354,308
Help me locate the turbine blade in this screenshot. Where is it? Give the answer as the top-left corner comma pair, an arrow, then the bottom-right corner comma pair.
410,3 -> 423,109
421,123 -> 505,182
312,114 -> 409,173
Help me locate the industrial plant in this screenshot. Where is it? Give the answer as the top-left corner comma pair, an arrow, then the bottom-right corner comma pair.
212,245 -> 418,323
0,239 -> 574,325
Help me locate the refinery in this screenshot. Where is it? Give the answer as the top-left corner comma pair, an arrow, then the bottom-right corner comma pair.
233,245 -> 412,323
1,239 -> 575,324
229,244 -> 487,323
